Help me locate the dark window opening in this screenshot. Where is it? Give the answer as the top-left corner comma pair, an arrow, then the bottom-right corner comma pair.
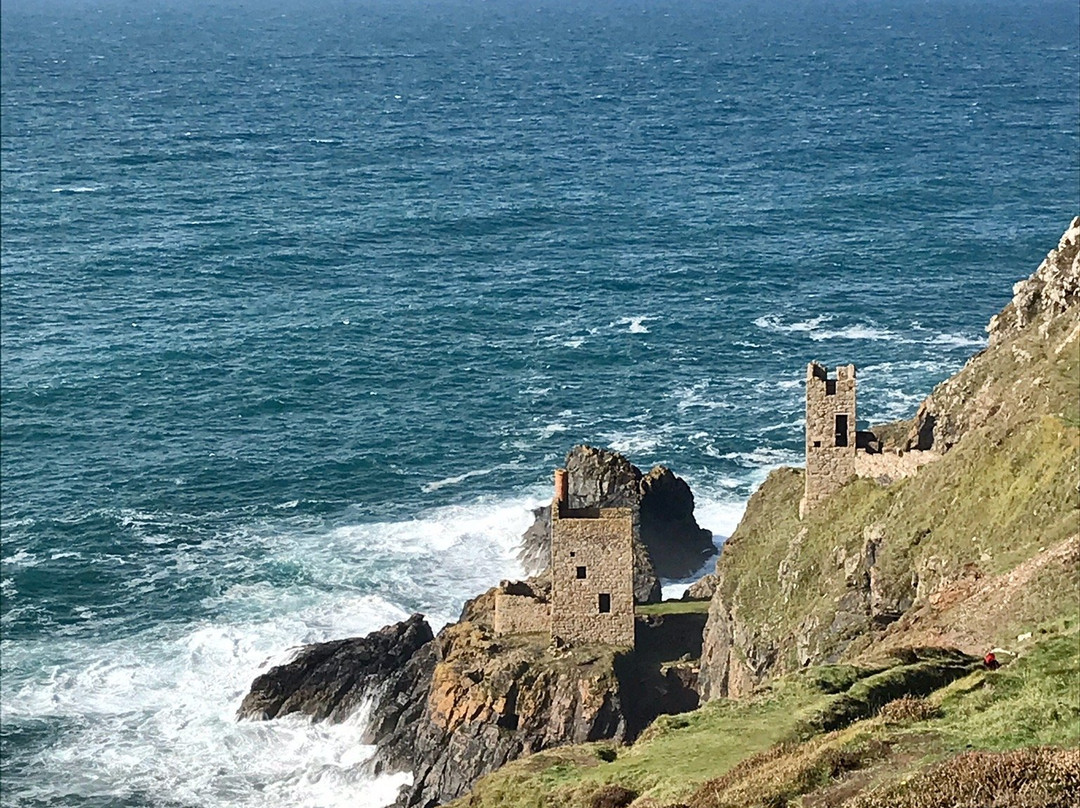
813,440 -> 821,448
569,551 -> 575,558
598,593 -> 611,613
835,414 -> 849,447
825,379 -> 837,396
576,566 -> 587,579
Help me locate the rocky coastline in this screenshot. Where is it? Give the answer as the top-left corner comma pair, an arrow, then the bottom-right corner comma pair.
237,217 -> 1080,807
238,445 -> 713,807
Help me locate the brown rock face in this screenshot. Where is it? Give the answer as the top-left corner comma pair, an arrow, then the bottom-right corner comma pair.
382,620 -> 630,807
518,446 -> 715,603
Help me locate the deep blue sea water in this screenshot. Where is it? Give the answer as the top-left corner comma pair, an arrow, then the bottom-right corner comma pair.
2,0 -> 1077,804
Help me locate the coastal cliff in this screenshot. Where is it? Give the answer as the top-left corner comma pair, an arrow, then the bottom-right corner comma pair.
240,586 -> 704,807
436,218 -> 1080,807
698,217 -> 1080,700
240,219 -> 1080,807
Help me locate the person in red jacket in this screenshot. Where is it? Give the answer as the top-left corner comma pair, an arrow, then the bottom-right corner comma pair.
984,651 -> 1001,670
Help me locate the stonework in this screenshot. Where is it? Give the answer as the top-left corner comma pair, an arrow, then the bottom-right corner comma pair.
854,448 -> 940,483
550,502 -> 636,648
492,469 -> 637,648
801,362 -> 941,516
801,362 -> 858,516
492,593 -> 551,635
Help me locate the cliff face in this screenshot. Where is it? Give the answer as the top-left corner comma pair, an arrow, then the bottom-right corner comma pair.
239,586 -> 703,807
384,620 -> 630,807
700,218 -> 1080,700
909,217 -> 1080,453
518,445 -> 715,603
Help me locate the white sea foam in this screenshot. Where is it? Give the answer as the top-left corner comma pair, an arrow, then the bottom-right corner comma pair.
1,596 -> 412,808
808,324 -> 899,342
4,549 -> 40,567
717,446 -> 801,468
932,332 -> 985,349
612,316 -> 654,334
562,337 -> 586,349
50,186 -> 99,193
2,494 -> 540,808
539,422 -> 569,439
753,314 -> 831,333
674,381 -> 737,413
422,467 -> 496,493
600,427 -> 667,456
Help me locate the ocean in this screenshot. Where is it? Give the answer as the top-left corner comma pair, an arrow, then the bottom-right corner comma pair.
1,0 -> 1077,805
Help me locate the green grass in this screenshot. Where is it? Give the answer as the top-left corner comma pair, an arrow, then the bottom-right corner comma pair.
930,614 -> 1080,752
448,620 -> 1080,808
636,599 -> 712,616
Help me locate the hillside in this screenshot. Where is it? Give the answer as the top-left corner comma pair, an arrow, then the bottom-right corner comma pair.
445,221 -> 1080,807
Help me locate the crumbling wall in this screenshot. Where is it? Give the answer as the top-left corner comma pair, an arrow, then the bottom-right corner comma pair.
493,594 -> 551,636
854,449 -> 940,483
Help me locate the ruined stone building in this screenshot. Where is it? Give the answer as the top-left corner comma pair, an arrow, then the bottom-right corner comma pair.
801,362 -> 940,517
549,469 -> 636,647
801,362 -> 858,516
493,469 -> 636,648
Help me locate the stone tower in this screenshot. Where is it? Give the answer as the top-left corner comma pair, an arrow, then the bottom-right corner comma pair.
550,469 -> 636,648
801,362 -> 857,516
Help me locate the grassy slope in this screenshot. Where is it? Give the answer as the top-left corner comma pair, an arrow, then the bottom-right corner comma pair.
717,305 -> 1079,672
447,617 -> 1079,808
636,600 -> 712,617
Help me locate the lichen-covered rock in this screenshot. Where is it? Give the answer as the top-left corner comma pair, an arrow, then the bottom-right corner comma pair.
518,446 -> 714,602
382,621 -> 631,808
988,216 -> 1080,344
682,573 -> 717,601
909,216 -> 1080,453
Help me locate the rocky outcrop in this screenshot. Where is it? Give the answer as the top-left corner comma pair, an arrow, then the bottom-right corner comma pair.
987,216 -> 1080,345
237,613 -> 434,722
380,620 -> 630,807
518,446 -> 714,602
681,572 -> 717,601
240,586 -> 710,807
908,216 -> 1080,453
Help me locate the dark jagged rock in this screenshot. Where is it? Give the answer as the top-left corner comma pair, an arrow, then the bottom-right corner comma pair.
237,613 -> 434,722
639,465 -> 714,579
240,593 -> 707,808
518,446 -> 714,602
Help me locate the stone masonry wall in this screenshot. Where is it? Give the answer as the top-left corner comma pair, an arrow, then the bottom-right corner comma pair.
802,363 -> 858,516
854,449 -> 940,483
493,594 -> 551,636
551,506 -> 636,647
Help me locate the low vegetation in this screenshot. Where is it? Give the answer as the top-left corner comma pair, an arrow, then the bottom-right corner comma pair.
636,600 -> 712,617
447,617 -> 1079,808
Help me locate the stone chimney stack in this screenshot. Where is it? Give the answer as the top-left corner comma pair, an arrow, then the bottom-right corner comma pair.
554,468 -> 569,508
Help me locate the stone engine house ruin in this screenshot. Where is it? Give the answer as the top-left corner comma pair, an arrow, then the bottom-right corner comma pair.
494,469 -> 636,649
801,362 -> 940,516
